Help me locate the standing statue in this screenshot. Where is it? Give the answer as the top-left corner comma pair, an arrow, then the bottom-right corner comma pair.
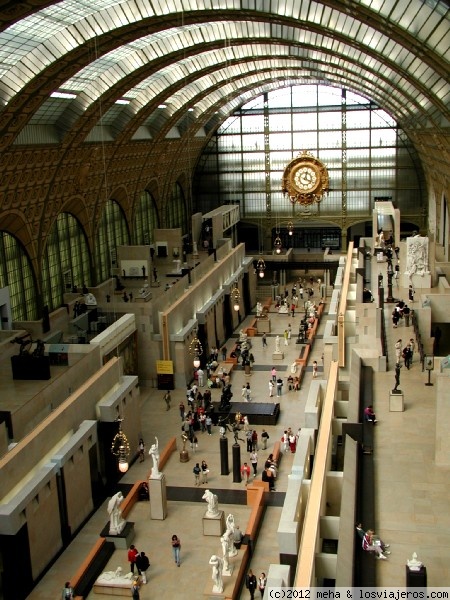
256,302 -> 262,317
148,436 -> 160,478
107,491 -> 126,535
220,533 -> 231,573
275,335 -> 281,353
392,362 -> 402,393
202,489 -> 219,517
225,514 -> 238,557
209,555 -> 224,593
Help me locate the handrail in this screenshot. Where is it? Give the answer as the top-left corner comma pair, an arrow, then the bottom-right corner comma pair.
337,243 -> 354,367
294,360 -> 339,586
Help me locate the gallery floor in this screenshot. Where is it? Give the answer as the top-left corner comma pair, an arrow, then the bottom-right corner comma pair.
26,274 -> 450,599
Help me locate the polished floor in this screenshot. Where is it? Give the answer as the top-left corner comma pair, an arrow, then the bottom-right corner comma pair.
25,267 -> 450,599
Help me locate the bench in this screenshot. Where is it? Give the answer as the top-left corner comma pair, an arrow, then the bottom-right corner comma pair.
72,538 -> 115,599
211,361 -> 234,378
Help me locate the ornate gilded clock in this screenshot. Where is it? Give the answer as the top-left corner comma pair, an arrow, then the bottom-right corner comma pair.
282,150 -> 329,206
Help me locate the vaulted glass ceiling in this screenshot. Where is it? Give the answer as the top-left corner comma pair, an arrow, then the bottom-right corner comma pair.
0,0 -> 448,146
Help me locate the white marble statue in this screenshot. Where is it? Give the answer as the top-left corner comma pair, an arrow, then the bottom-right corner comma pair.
239,328 -> 248,342
84,292 -> 97,306
173,259 -> 182,273
107,491 -> 126,535
209,555 -> 224,593
290,361 -> 297,374
220,533 -> 231,574
202,489 -> 219,517
148,436 -> 160,478
407,552 -> 423,571
96,567 -> 134,584
256,302 -> 262,317
405,236 -> 429,277
225,514 -> 238,558
275,335 -> 281,353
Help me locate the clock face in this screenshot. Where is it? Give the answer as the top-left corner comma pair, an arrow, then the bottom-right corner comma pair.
293,165 -> 318,192
282,151 -> 329,206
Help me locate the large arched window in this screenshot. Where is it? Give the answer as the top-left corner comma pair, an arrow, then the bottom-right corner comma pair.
41,213 -> 91,312
166,183 -> 188,235
0,232 -> 37,321
195,84 -> 424,224
134,190 -> 159,245
95,200 -> 130,284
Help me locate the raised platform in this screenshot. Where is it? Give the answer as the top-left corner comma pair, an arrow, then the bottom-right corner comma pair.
212,401 -> 280,425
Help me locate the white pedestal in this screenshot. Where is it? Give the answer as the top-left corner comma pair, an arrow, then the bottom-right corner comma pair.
272,351 -> 284,360
389,392 -> 404,412
203,510 -> 225,536
149,474 -> 168,520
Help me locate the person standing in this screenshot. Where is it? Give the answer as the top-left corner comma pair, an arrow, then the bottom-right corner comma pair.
403,343 -> 413,369
409,338 -> 415,362
135,551 -> 150,584
201,459 -> 209,484
62,581 -> 74,600
246,569 -> 258,600
262,333 -> 267,348
138,438 -> 145,462
163,390 -> 171,410
408,284 -> 415,302
395,339 -> 402,364
153,266 -> 158,283
268,380 -> 274,397
171,534 -> 181,566
271,367 -> 277,382
246,429 -> 253,452
205,414 -> 212,435
261,429 -> 269,450
250,450 -> 258,476
281,430 -> 289,453
193,462 -> 201,485
312,360 -> 318,378
221,346 -> 227,361
288,323 -> 292,339
179,401 -> 185,421
276,378 -> 283,397
128,545 -> 139,574
241,462 -> 251,486
258,572 -> 267,598
403,303 -> 410,326
251,429 -> 258,451
131,578 -> 140,600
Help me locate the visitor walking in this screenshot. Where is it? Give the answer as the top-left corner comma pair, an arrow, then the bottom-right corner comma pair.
171,534 -> 181,566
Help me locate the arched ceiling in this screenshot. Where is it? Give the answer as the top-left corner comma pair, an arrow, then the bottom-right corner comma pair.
0,0 -> 448,154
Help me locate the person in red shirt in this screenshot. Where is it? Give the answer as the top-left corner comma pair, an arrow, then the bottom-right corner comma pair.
241,462 -> 250,486
128,544 -> 139,574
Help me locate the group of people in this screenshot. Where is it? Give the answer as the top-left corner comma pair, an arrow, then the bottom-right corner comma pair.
281,428 -> 299,453
392,299 -> 412,328
394,338 -> 416,370
193,460 -> 209,485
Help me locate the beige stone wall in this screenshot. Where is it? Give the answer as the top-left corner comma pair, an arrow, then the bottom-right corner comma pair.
64,444 -> 95,536
27,475 -> 62,580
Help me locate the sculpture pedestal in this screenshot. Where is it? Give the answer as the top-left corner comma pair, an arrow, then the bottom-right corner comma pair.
256,318 -> 271,333
149,474 -> 167,520
272,351 -> 284,360
203,510 -> 225,536
180,449 -> 189,462
389,391 -> 404,412
100,521 -> 135,549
